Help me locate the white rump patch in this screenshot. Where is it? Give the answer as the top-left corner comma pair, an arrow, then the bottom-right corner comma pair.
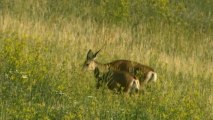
144,71 -> 157,84
130,79 -> 140,93
152,72 -> 157,82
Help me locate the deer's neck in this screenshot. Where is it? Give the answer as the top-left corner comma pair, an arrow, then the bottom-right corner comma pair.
94,61 -> 109,73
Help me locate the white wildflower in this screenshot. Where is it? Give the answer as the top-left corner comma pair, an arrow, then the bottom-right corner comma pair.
22,75 -> 28,79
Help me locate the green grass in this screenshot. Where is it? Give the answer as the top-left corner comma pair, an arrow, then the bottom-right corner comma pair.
0,0 -> 213,120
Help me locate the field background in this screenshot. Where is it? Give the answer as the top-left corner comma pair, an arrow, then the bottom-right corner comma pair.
0,0 -> 212,119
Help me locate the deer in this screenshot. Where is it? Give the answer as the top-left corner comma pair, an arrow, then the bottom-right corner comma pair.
83,49 -> 157,91
94,67 -> 140,94
83,49 -> 140,94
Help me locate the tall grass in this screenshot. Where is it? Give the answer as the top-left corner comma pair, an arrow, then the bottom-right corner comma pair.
0,0 -> 213,119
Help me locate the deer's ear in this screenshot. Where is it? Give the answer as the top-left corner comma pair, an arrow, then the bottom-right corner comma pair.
93,48 -> 101,58
87,49 -> 94,60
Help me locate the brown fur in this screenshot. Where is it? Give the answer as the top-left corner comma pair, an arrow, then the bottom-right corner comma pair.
103,60 -> 156,86
95,68 -> 139,93
83,49 -> 157,92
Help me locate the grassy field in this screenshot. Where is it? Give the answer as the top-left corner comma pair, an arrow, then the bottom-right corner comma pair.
0,0 -> 213,120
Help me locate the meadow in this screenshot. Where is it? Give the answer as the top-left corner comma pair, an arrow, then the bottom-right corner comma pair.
0,0 -> 212,119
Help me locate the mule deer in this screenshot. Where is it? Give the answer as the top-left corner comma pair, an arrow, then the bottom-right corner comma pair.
83,49 -> 140,94
84,49 -> 157,88
83,49 -> 157,90
94,67 -> 140,94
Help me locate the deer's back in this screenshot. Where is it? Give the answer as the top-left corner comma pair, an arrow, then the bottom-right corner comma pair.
107,60 -> 154,75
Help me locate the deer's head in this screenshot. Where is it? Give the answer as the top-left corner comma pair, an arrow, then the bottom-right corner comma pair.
83,49 -> 101,70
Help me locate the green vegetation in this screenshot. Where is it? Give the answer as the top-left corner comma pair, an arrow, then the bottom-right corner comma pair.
0,0 -> 212,119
